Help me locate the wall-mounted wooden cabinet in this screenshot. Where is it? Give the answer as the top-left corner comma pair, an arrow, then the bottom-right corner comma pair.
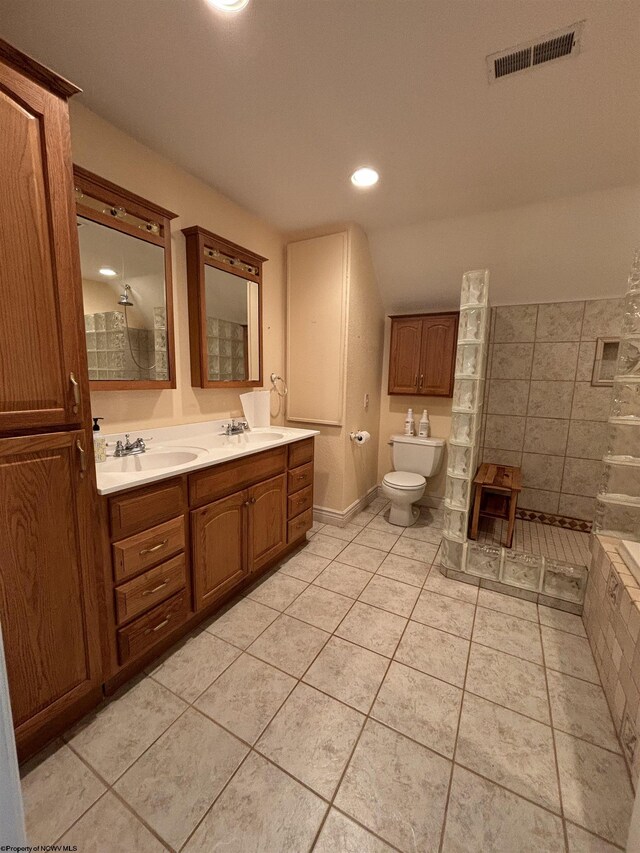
388,312 -> 458,397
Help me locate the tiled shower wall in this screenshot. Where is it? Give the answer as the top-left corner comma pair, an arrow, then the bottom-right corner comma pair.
480,298 -> 623,521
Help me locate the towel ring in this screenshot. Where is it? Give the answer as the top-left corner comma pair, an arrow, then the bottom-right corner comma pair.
270,373 -> 288,397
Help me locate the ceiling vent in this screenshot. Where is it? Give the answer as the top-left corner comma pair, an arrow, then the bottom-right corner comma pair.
487,21 -> 584,83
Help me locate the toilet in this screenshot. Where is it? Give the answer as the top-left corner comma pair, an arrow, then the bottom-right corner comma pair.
382,435 -> 445,526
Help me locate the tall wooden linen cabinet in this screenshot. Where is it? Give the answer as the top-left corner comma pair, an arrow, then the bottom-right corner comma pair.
0,40 -> 102,759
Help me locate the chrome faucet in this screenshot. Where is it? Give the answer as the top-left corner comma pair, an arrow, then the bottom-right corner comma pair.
220,418 -> 249,436
113,434 -> 149,457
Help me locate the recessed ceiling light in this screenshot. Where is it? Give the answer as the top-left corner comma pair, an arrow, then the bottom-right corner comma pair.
350,167 -> 379,188
207,0 -> 250,11
99,267 -> 117,277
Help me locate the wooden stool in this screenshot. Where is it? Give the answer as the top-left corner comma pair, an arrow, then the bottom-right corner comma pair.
469,463 -> 522,548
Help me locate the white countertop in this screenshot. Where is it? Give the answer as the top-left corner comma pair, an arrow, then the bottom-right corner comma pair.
94,421 -> 320,496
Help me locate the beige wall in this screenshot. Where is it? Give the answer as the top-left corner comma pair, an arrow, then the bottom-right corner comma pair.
70,103 -> 287,433
286,225 -> 385,514
377,318 -> 453,502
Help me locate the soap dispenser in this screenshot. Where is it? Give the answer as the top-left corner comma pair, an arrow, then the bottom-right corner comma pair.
93,417 -> 106,463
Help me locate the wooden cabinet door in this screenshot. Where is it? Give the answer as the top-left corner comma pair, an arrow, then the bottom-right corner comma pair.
191,491 -> 248,611
388,318 -> 421,394
0,432 -> 101,749
419,314 -> 458,396
248,474 -> 287,573
0,57 -> 86,433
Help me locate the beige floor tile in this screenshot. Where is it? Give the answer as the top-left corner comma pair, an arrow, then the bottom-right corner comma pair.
321,522 -> 362,542
353,528 -> 399,552
538,604 -> 587,637
114,708 -> 247,850
21,742 -> 105,844
183,751 -> 326,853
420,507 -> 444,527
335,602 -> 408,657
456,693 -> 560,811
541,625 -> 599,683
195,653 -> 295,743
565,821 -> 622,852
372,661 -> 461,757
473,607 -> 543,665
314,809 -> 396,853
395,620 -> 469,687
285,583 -> 353,631
391,536 -> 439,563
336,542 -> 387,572
65,677 -> 186,783
246,572 -> 308,610
555,731 -> 633,848
423,566 -> 479,603
305,534 -> 348,559
248,614 -> 329,677
412,590 -> 475,639
359,574 -> 420,617
442,765 -> 565,853
304,636 -> 389,712
313,561 -> 373,598
204,596 -> 279,649
350,509 -> 378,527
278,549 -> 331,582
400,522 -> 443,545
369,497 -> 391,513
465,643 -> 549,723
58,792 -> 165,853
256,682 -> 364,798
547,669 -> 620,752
376,552 -> 430,587
149,630 -> 240,702
335,719 -> 450,853
477,588 -> 538,622
366,513 -> 406,536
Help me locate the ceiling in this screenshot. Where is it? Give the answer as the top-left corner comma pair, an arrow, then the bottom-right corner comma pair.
2,0 -> 639,236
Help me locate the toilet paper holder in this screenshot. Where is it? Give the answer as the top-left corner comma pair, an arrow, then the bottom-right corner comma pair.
350,430 -> 371,444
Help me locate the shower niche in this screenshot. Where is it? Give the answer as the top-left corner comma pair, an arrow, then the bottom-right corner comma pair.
74,166 -> 177,389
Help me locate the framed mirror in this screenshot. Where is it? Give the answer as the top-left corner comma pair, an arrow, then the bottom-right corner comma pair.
74,166 -> 177,389
182,226 -> 266,388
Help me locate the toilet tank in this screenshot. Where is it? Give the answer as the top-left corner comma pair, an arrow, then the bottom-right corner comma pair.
391,435 -> 445,477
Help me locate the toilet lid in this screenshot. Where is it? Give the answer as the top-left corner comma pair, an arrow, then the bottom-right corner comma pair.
383,471 -> 426,489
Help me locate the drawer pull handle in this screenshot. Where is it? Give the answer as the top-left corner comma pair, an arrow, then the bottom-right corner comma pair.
69,372 -> 80,412
143,581 -> 169,596
76,439 -> 87,474
140,539 -> 168,555
297,474 -> 307,480
151,618 -> 170,632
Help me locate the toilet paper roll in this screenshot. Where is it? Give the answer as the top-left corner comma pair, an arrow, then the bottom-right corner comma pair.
354,430 -> 371,445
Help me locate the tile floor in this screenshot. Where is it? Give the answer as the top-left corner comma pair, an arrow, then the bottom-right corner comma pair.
476,517 -> 592,566
20,499 -> 634,852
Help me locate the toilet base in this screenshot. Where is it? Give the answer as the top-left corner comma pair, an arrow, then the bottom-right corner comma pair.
388,503 -> 420,527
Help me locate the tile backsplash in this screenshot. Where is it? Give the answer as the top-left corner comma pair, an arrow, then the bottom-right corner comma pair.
480,299 -> 623,521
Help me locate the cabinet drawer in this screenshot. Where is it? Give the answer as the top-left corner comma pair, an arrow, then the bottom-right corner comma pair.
288,508 -> 313,543
109,478 -> 186,539
190,446 -> 286,507
288,439 -> 314,469
117,591 -> 188,665
114,554 -> 187,626
112,516 -> 185,582
287,462 -> 313,494
287,485 -> 313,519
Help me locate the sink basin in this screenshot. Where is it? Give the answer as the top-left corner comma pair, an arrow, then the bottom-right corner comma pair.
103,448 -> 204,473
238,432 -> 285,444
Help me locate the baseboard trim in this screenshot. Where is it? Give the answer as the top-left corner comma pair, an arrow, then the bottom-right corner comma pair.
313,485 -> 379,527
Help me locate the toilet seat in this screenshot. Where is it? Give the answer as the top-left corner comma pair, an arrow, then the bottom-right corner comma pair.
382,471 -> 426,490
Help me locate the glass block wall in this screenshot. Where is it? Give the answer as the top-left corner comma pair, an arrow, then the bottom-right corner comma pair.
441,268 -> 589,610
206,317 -> 247,381
594,250 -> 640,540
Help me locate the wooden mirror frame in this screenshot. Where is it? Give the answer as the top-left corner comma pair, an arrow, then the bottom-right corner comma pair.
182,226 -> 267,389
74,165 -> 178,390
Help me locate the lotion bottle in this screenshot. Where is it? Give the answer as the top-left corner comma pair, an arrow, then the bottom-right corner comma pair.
418,409 -> 430,437
404,408 -> 414,436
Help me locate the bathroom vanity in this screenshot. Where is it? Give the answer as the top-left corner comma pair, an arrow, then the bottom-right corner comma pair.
94,425 -> 317,692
